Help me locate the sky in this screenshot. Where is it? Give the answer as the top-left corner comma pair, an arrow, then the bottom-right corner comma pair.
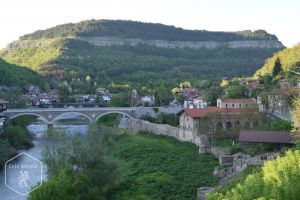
0,0 -> 300,48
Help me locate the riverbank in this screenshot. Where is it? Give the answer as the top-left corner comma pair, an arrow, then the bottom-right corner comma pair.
0,116 -> 36,167
29,126 -> 220,200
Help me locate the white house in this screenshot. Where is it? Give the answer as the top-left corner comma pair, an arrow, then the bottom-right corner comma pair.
141,96 -> 155,106
217,98 -> 256,108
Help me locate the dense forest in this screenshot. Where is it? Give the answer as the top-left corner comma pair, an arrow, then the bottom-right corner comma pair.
255,43 -> 300,78
0,58 -> 41,87
21,19 -> 279,41
0,39 -> 280,92
0,19 -> 285,98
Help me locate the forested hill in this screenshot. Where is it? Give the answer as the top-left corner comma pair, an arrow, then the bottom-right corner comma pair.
254,43 -> 300,78
0,58 -> 41,87
21,19 -> 278,42
0,19 -> 284,91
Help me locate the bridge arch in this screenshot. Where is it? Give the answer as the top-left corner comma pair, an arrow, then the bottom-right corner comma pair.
95,111 -> 132,122
8,113 -> 49,124
51,112 -> 92,124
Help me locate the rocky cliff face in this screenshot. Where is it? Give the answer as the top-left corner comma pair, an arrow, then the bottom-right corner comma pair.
6,36 -> 284,50
79,36 -> 284,49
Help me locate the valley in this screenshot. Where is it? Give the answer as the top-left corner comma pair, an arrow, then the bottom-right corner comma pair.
0,16 -> 300,200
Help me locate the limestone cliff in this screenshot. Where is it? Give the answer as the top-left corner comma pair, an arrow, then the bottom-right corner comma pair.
79,36 -> 284,49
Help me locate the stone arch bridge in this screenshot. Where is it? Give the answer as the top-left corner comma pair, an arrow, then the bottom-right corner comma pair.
4,107 -> 138,128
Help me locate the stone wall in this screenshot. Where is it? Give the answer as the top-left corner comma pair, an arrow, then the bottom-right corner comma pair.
125,118 -> 209,149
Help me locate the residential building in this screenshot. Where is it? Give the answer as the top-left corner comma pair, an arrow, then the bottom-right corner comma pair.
102,95 -> 111,102
0,99 -> 8,128
96,87 -> 111,96
217,98 -> 256,108
140,96 -> 155,106
178,88 -> 199,99
179,98 -> 259,140
184,97 -> 208,109
0,99 -> 8,114
239,130 -> 295,146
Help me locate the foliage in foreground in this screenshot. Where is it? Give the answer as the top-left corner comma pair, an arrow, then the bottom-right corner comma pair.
29,127 -> 219,200
292,97 -> 300,134
207,150 -> 300,200
29,125 -> 119,200
212,165 -> 261,195
108,132 -> 219,200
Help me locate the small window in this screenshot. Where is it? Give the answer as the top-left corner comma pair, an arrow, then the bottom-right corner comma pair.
226,104 -> 228,108
232,104 -> 234,107
246,104 -> 248,107
239,104 -> 242,107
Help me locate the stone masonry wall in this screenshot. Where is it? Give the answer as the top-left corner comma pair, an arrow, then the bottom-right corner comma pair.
125,118 -> 210,149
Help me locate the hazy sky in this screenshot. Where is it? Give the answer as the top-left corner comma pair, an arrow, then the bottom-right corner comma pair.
1,0 -> 299,48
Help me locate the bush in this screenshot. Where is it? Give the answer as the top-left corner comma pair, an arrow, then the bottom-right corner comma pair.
0,139 -> 16,167
2,125 -> 33,149
259,119 -> 292,131
208,150 -> 300,199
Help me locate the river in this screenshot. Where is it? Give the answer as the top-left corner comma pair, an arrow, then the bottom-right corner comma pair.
0,114 -> 90,200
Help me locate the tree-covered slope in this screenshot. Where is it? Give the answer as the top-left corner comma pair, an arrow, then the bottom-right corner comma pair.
0,58 -> 41,87
0,20 -> 284,90
208,150 -> 300,200
20,19 -> 279,42
254,43 -> 300,78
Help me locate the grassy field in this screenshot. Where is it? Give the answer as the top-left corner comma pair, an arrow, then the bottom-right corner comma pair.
108,132 -> 220,200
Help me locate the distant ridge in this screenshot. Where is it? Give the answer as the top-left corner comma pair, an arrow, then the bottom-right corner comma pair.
21,19 -> 280,42
0,19 -> 285,90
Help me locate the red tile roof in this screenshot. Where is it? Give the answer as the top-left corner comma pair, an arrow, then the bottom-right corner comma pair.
239,130 -> 296,144
218,98 -> 256,103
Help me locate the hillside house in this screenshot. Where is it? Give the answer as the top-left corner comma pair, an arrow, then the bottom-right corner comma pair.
140,96 -> 155,106
217,98 -> 256,108
178,98 -> 260,140
184,97 -> 208,109
239,130 -> 296,150
0,99 -> 8,115
178,88 -> 199,99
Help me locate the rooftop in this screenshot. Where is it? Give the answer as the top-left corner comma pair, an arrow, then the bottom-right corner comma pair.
0,99 -> 9,104
238,130 -> 296,144
218,98 -> 256,103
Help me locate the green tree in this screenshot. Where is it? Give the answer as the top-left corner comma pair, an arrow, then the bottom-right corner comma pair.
271,57 -> 282,77
220,80 -> 229,88
180,81 -> 192,89
2,126 -> 33,149
44,82 -> 51,93
171,87 -> 180,94
292,98 -> 300,134
225,85 -> 244,98
30,126 -> 118,200
205,87 -> 219,106
110,93 -> 130,107
176,94 -> 187,105
208,150 -> 300,200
